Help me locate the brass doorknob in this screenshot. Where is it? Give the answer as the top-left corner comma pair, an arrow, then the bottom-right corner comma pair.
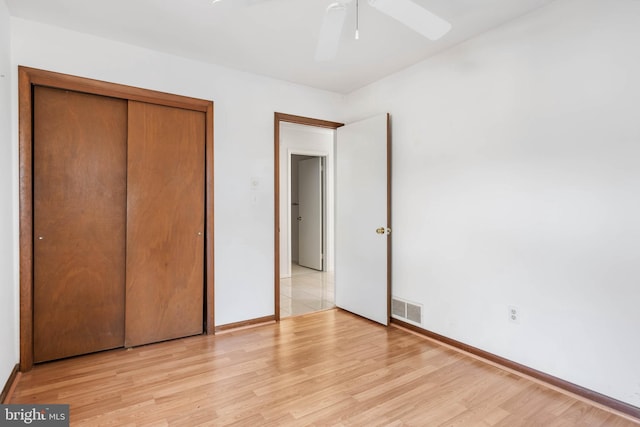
376,227 -> 385,234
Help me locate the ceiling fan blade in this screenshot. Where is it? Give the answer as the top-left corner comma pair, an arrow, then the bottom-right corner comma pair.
315,2 -> 349,62
368,0 -> 451,41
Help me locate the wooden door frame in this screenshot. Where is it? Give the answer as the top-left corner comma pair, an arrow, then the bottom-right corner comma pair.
18,66 -> 215,371
273,113 -> 343,321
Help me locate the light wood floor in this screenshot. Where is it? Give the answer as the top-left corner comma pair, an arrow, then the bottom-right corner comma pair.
10,309 -> 639,426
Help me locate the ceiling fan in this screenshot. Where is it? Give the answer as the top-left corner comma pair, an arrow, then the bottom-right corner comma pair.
211,0 -> 451,61
316,0 -> 452,61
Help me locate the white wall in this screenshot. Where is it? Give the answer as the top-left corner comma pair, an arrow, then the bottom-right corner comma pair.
9,18 -> 344,327
346,0 -> 640,406
0,0 -> 18,393
279,123 -> 335,278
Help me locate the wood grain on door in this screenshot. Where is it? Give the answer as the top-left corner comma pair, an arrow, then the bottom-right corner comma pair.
33,87 -> 127,363
125,101 -> 205,347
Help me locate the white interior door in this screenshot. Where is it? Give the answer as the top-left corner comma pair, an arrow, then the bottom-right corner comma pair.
335,113 -> 390,325
298,157 -> 323,270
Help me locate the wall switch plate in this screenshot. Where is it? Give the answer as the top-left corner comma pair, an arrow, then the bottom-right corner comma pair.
508,306 -> 520,324
250,177 -> 260,191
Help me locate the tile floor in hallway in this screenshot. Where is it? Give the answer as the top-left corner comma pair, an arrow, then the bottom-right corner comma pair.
280,263 -> 335,318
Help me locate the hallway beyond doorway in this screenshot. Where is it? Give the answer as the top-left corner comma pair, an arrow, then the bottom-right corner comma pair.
280,264 -> 334,318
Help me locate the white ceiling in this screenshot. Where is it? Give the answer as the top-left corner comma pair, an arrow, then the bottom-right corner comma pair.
5,0 -> 557,94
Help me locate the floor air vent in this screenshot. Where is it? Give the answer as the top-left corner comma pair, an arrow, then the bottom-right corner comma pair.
391,297 -> 422,326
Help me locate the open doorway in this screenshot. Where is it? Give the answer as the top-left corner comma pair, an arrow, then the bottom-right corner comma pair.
274,114 -> 343,320
274,113 -> 391,325
281,154 -> 334,318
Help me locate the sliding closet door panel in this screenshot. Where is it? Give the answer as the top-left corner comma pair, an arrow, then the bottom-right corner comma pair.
126,101 -> 205,347
33,87 -> 127,363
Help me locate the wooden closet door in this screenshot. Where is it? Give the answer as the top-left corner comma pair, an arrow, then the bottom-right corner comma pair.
33,87 -> 127,363
125,101 -> 205,347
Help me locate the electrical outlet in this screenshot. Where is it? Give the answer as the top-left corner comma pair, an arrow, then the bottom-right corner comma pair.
508,306 -> 520,324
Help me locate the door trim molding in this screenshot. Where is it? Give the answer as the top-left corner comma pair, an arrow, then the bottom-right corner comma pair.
18,66 -> 215,371
273,113 -> 343,321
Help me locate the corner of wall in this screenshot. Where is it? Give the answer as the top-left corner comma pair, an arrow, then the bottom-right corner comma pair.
0,0 -> 19,391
